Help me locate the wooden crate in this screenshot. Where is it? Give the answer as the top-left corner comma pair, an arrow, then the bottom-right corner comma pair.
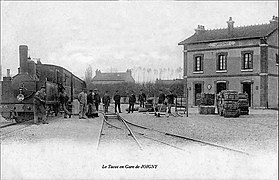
199,105 -> 216,114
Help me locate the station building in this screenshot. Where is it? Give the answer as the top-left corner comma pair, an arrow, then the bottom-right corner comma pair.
178,16 -> 278,108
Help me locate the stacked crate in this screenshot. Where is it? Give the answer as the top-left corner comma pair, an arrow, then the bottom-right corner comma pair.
198,93 -> 216,114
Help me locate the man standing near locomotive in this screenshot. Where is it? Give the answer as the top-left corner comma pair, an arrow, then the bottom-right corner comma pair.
113,90 -> 122,113
33,86 -> 48,125
93,88 -> 101,117
78,88 -> 87,119
59,88 -> 71,118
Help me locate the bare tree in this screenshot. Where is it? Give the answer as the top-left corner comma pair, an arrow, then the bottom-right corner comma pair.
85,65 -> 93,84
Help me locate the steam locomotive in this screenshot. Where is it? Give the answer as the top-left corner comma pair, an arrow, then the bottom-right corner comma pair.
0,45 -> 86,122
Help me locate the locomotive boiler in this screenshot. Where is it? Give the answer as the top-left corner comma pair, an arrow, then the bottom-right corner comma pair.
0,45 -> 86,122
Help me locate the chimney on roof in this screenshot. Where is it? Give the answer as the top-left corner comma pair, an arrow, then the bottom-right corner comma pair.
270,16 -> 278,26
126,69 -> 132,75
227,17 -> 234,36
195,25 -> 205,35
95,69 -> 101,76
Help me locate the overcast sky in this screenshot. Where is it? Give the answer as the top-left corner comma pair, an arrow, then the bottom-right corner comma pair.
1,1 -> 278,81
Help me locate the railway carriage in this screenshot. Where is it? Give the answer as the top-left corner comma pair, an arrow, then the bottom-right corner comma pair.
0,45 -> 86,122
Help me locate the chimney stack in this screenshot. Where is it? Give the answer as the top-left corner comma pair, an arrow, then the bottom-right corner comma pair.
19,45 -> 28,73
126,69 -> 132,75
195,25 -> 205,35
95,69 -> 101,75
227,17 -> 234,36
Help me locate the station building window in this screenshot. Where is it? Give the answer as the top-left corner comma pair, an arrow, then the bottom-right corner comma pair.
241,51 -> 253,70
216,52 -> 227,71
193,54 -> 204,72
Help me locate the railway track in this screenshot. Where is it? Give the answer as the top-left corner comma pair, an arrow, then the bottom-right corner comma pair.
0,115 -> 61,139
98,110 -> 250,155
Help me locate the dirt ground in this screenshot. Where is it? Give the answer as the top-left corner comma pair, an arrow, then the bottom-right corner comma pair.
1,106 -> 278,180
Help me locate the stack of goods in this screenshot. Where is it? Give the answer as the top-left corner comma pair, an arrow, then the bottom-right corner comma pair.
199,93 -> 216,114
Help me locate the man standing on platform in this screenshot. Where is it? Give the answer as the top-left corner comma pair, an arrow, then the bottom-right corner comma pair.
87,90 -> 94,118
128,90 -> 136,113
113,90 -> 121,113
138,89 -> 146,108
166,90 -> 177,116
94,89 -> 101,116
33,86 -> 48,125
102,91 -> 110,114
78,88 -> 87,119
59,88 -> 71,118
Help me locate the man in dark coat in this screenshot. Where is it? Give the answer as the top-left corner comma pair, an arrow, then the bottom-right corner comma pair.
128,90 -> 136,113
33,86 -> 48,124
155,89 -> 165,116
87,90 -> 94,118
166,90 -> 177,114
113,90 -> 121,113
138,89 -> 147,108
94,89 -> 101,112
158,89 -> 165,104
59,88 -> 71,118
102,91 -> 110,114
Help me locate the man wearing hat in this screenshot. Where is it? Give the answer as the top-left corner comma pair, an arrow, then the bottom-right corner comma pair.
33,85 -> 48,124
93,88 -> 101,116
78,88 -> 87,119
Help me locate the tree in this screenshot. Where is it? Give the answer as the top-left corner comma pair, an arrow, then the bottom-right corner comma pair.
84,65 -> 93,85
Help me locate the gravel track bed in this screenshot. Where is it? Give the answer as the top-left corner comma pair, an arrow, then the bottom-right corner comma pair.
99,116 -> 183,154
120,107 -> 278,155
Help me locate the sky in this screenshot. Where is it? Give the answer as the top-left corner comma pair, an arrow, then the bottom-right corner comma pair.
1,1 -> 278,82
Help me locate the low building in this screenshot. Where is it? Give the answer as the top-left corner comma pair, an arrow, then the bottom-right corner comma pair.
155,78 -> 183,85
178,16 -> 278,108
92,69 -> 135,84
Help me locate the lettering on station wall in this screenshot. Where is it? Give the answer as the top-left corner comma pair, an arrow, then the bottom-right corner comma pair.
208,41 -> 236,47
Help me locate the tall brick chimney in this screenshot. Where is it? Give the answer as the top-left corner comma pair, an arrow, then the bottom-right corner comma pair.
19,45 -> 28,73
227,17 -> 234,36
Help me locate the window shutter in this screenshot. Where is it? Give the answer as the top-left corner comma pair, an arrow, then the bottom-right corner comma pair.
201,56 -> 203,71
241,52 -> 244,69
249,53 -> 253,69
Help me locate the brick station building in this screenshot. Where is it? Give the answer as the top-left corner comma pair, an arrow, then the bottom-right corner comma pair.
178,16 -> 278,108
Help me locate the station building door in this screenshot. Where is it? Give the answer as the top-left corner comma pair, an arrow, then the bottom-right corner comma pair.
242,83 -> 252,107
194,83 -> 202,106
216,82 -> 227,94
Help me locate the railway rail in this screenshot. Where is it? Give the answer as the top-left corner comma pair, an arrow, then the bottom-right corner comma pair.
0,115 -> 61,139
98,110 -> 250,155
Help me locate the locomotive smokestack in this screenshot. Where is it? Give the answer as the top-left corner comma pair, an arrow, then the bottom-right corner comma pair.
7,69 -> 10,77
19,45 -> 28,73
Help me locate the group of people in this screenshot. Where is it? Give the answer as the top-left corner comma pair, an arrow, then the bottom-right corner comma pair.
157,89 -> 177,116
32,85 -> 177,124
78,88 -> 103,119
